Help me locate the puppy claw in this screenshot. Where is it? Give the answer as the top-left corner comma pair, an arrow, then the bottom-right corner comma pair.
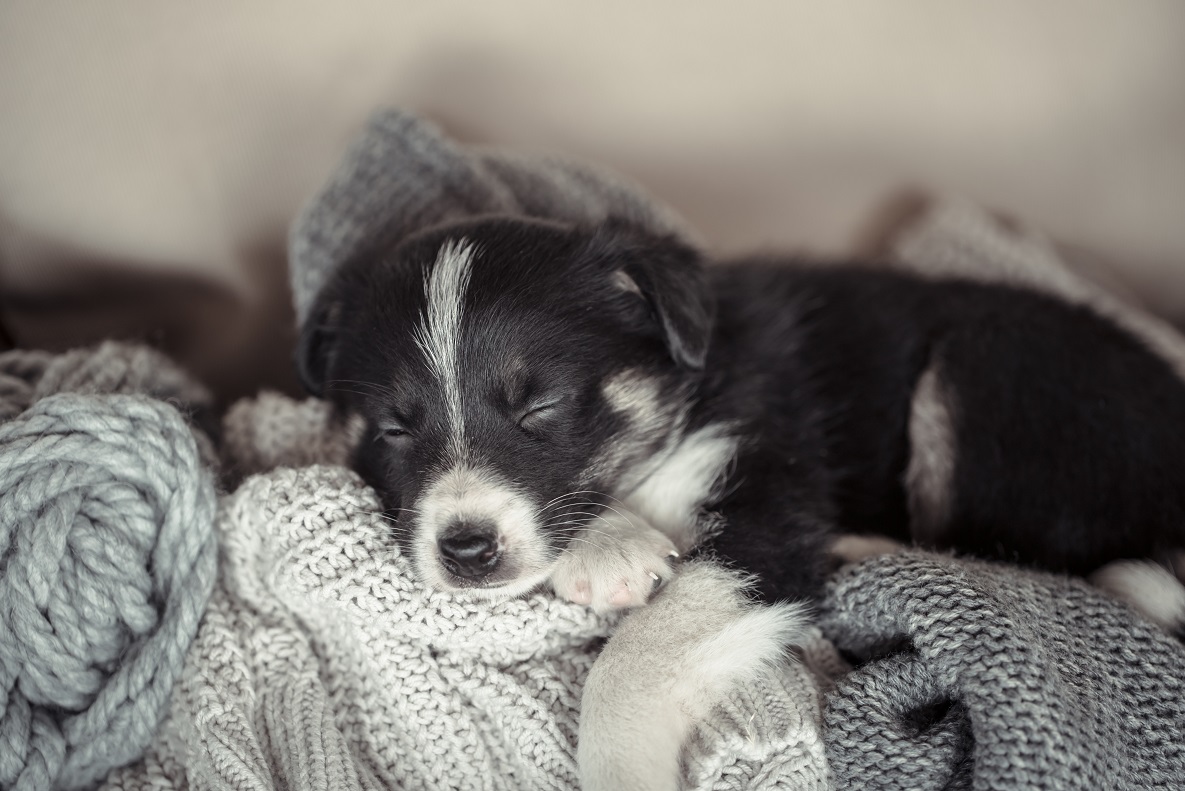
569,581 -> 592,605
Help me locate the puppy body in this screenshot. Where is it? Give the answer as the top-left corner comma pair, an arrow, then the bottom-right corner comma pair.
299,215 -> 1185,607
682,260 -> 1185,602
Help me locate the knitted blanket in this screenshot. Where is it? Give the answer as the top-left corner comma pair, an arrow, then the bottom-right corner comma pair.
287,108 -> 697,329
100,392 -> 834,791
821,550 -> 1185,790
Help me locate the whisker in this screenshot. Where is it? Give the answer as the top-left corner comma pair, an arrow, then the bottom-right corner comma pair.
326,378 -> 402,400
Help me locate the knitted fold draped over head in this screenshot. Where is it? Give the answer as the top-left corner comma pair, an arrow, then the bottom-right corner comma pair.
287,108 -> 698,329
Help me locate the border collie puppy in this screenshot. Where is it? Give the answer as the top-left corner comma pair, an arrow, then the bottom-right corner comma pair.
297,215 -> 1185,627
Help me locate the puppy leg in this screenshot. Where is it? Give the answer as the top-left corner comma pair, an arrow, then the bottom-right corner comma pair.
578,561 -> 811,791
550,507 -> 679,613
1090,558 -> 1185,639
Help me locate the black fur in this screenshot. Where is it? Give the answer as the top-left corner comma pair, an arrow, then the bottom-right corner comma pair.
301,216 -> 1185,604
693,261 -> 1185,600
300,217 -> 704,577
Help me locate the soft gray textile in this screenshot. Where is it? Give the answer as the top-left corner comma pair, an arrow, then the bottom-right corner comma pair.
288,108 -> 696,326
820,550 -> 1185,790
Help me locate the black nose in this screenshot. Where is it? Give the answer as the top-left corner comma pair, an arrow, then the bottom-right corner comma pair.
438,525 -> 501,579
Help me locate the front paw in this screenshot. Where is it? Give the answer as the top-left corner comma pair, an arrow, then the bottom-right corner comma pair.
551,511 -> 679,613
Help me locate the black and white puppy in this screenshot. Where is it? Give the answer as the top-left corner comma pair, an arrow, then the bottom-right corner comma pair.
297,214 -> 1185,628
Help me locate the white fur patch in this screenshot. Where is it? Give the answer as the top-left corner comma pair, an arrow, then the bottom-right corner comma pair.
602,368 -> 665,426
612,269 -> 642,296
414,239 -> 476,460
578,562 -> 810,791
549,507 -> 677,613
905,361 -> 957,545
1090,559 -> 1185,633
414,463 -> 550,597
623,423 -> 737,552
583,368 -> 686,492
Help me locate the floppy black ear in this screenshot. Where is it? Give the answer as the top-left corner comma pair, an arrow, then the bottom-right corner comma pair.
612,233 -> 713,369
295,290 -> 342,397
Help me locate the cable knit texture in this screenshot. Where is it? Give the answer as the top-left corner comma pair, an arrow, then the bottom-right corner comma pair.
0,343 -> 218,791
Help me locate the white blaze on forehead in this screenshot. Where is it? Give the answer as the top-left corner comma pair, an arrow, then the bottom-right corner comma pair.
413,463 -> 552,597
414,238 -> 476,459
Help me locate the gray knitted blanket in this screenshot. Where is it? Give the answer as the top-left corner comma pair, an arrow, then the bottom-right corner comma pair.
287,108 -> 696,328
821,550 -> 1185,790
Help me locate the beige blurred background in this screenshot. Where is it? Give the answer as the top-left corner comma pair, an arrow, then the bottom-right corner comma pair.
2,2 -> 1184,400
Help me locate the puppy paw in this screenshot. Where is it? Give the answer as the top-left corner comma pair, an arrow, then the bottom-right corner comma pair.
551,510 -> 679,613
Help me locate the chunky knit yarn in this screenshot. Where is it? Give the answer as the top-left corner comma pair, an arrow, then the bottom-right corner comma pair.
0,340 -> 218,468
0,341 -> 213,418
0,344 -> 218,791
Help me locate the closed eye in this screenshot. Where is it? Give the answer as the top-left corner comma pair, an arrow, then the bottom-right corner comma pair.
377,422 -> 412,444
518,398 -> 563,430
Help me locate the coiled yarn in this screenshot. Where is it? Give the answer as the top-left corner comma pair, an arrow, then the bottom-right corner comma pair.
0,343 -> 217,791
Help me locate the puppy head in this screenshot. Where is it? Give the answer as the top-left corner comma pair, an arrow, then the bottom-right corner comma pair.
297,216 -> 711,598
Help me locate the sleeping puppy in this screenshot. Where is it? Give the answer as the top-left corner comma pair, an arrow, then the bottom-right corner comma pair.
296,214 -> 1185,630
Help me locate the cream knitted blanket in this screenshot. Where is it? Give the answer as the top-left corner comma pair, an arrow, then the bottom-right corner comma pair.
100,392 -> 835,791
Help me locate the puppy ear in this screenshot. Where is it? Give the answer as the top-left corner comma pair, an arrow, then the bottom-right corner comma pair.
295,290 -> 342,397
612,234 -> 713,369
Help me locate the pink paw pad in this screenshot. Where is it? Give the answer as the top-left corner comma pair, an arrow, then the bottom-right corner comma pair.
608,582 -> 633,607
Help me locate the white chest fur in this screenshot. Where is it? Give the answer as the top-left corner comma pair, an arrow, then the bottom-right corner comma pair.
620,423 -> 737,552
